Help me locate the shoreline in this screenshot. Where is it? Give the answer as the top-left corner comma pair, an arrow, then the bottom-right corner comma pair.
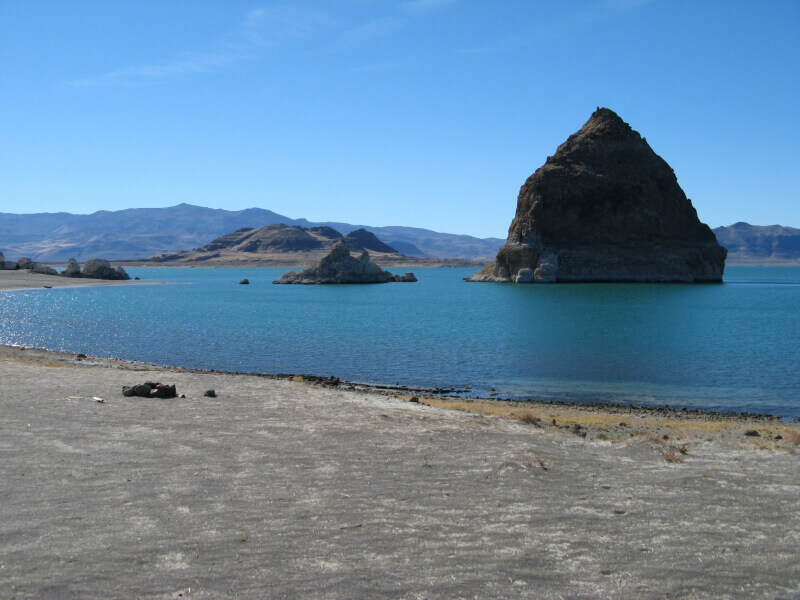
0,269 -> 170,291
0,342 -> 798,598
2,343 -> 797,434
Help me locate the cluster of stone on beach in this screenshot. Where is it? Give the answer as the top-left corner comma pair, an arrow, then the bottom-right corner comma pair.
274,240 -> 416,284
0,253 -> 129,280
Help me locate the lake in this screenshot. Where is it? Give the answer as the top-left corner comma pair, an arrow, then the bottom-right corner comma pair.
1,266 -> 799,418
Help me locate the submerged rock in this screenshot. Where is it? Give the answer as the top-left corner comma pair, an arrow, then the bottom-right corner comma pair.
82,258 -> 130,280
470,108 -> 727,283
274,240 -> 416,284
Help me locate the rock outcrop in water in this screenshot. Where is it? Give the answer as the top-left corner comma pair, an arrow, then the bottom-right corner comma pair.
470,108 -> 727,283
274,240 -> 416,284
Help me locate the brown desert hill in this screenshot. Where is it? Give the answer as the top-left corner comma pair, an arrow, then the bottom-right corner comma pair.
343,228 -> 398,253
470,108 -> 727,283
145,224 -> 468,267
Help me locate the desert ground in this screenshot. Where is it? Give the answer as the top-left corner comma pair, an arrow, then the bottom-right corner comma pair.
0,344 -> 798,599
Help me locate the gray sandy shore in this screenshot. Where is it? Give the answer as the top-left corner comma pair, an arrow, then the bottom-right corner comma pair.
0,345 -> 798,599
0,270 -> 164,291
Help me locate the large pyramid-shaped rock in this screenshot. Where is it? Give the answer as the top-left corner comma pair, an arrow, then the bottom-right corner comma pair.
470,108 -> 727,283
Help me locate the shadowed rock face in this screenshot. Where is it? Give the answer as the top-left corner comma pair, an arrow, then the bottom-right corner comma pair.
344,228 -> 398,253
471,108 -> 727,283
274,240 -> 415,284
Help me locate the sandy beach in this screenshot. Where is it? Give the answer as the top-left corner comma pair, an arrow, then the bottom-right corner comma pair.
0,344 -> 798,599
0,269 -> 164,291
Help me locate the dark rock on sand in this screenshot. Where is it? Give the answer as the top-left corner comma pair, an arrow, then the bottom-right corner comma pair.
123,382 -> 177,399
14,257 -> 58,275
82,258 -> 130,280
274,240 -> 416,284
470,108 -> 727,283
1,251 -> 16,270
744,429 -> 760,437
61,258 -> 82,278
204,389 -> 217,397
30,263 -> 59,276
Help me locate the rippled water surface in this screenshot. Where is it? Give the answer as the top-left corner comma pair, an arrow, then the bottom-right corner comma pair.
2,266 -> 799,418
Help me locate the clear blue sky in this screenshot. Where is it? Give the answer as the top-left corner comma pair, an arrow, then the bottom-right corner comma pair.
1,1 -> 798,238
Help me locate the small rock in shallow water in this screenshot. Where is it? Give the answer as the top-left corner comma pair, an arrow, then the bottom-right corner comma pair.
204,389 -> 217,397
239,279 -> 249,285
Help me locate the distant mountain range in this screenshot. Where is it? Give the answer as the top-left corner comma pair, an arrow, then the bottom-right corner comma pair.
1,204 -> 798,265
0,203 -> 504,263
712,223 -> 800,264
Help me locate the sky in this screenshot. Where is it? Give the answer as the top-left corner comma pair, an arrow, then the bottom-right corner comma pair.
1,1 -> 798,238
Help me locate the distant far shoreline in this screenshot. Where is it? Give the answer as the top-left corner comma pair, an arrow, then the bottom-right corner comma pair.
723,258 -> 800,266
113,257 -> 482,269
0,270 -> 170,291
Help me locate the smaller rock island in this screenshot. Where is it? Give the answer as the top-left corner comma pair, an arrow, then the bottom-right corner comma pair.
274,240 -> 417,284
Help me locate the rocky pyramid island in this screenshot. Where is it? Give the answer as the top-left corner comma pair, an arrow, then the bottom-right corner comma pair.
470,108 -> 727,283
274,240 -> 417,284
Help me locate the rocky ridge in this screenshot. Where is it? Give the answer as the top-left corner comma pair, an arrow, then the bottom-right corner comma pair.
274,240 -> 417,284
145,224 -> 471,267
713,222 -> 800,264
0,203 -> 503,262
150,224 -> 400,262
470,108 -> 727,283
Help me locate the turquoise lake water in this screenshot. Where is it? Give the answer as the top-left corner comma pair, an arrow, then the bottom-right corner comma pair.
1,266 -> 799,418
